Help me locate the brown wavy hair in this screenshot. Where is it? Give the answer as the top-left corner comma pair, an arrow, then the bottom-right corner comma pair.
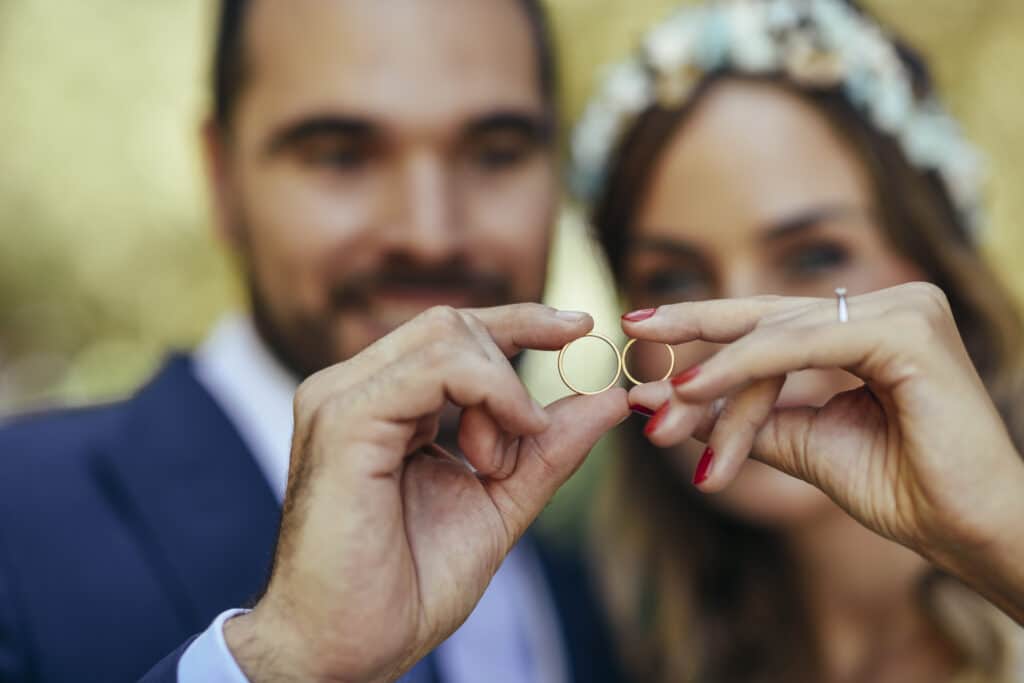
586,61 -> 1024,683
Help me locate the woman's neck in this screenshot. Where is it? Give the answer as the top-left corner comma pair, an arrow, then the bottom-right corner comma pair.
785,507 -> 960,682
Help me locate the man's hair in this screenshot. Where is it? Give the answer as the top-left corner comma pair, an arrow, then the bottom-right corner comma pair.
212,0 -> 559,130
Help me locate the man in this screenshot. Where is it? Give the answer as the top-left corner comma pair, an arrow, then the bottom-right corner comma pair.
0,1 -> 628,681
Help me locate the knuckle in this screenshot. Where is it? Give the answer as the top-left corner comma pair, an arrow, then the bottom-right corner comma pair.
757,312 -> 788,329
498,303 -> 553,331
292,380 -> 320,419
301,391 -> 349,447
422,305 -> 466,335
786,418 -> 818,484
461,311 -> 489,335
528,303 -> 558,320
759,303 -> 814,329
904,282 -> 953,318
752,294 -> 785,307
719,401 -> 760,437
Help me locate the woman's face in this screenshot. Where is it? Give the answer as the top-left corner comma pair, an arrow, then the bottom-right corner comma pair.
623,79 -> 925,526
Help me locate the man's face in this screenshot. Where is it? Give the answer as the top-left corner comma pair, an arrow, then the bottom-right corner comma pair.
206,0 -> 558,377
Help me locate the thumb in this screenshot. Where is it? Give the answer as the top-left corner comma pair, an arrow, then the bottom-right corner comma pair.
486,388 -> 629,542
746,387 -> 879,501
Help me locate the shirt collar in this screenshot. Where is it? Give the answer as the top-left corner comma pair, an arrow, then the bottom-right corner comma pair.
193,313 -> 298,502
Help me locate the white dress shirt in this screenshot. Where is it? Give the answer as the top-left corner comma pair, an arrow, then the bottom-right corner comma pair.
177,314 -> 569,683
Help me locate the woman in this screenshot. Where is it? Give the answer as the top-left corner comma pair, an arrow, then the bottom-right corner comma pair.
572,1 -> 1024,681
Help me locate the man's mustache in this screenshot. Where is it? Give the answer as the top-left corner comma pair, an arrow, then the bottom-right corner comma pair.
329,268 -> 512,310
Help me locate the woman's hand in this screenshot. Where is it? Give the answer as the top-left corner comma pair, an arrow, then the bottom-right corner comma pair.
624,282 -> 1024,624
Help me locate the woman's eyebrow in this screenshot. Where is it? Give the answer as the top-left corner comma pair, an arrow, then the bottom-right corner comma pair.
627,235 -> 704,259
758,204 -> 866,244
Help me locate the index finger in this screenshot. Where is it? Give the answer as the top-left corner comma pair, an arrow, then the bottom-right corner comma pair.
464,303 -> 595,357
305,304 -> 592,402
621,296 -> 819,345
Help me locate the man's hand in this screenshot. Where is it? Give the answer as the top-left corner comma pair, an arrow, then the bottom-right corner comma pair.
225,304 -> 629,682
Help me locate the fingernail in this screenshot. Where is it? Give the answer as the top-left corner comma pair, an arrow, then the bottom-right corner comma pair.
643,402 -> 670,437
693,447 -> 715,486
556,310 -> 589,323
630,404 -> 655,417
622,308 -> 657,323
671,365 -> 701,387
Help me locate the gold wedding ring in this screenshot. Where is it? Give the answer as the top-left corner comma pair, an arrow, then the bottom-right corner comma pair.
622,339 -> 676,385
558,333 -> 623,396
557,335 -> 677,395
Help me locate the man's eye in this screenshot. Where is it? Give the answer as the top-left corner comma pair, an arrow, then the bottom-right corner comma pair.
469,136 -> 536,171
476,146 -> 528,169
294,137 -> 372,171
781,243 -> 850,279
309,146 -> 368,170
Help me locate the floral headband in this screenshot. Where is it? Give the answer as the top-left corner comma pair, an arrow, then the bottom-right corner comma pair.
570,0 -> 985,240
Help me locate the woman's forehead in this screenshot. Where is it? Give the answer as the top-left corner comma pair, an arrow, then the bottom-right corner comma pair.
636,80 -> 874,235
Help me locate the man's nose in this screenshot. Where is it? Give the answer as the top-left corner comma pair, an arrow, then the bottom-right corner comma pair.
385,153 -> 462,264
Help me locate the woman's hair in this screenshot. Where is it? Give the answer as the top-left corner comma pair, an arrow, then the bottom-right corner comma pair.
585,16 -> 1024,683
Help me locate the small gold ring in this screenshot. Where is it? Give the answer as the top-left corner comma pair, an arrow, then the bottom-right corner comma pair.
557,333 -> 623,396
622,339 -> 676,386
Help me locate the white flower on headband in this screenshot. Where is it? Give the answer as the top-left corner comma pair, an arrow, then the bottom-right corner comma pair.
603,61 -> 652,113
726,3 -> 775,72
570,0 -> 986,240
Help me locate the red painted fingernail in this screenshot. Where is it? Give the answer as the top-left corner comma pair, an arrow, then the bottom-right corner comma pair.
671,365 -> 701,386
630,404 -> 655,417
643,402 -> 670,436
622,308 -> 657,323
693,447 -> 715,486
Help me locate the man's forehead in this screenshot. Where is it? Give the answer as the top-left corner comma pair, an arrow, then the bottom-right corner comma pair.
241,0 -> 543,129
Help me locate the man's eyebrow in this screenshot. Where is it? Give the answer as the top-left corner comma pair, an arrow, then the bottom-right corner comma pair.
759,204 -> 866,244
265,116 -> 376,156
464,111 -> 554,143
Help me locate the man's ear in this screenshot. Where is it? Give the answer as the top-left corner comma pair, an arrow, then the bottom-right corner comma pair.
202,118 -> 244,250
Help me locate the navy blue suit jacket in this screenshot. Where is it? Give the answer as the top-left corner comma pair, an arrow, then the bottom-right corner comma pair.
0,357 -> 624,683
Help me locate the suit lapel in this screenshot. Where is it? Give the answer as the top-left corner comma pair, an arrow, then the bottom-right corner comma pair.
533,535 -> 628,683
95,355 -> 281,633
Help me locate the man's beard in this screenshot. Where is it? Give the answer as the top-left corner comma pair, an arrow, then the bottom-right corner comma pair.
248,257 -> 515,377
248,262 -> 529,451
245,244 -> 520,362
248,274 -> 339,381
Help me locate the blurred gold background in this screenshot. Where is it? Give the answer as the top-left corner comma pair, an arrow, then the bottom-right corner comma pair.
1,0 -> 1023,416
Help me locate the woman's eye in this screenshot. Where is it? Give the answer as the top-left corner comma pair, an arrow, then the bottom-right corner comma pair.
782,243 -> 850,279
641,269 -> 709,300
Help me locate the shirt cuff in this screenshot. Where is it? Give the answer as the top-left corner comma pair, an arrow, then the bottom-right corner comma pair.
177,608 -> 252,683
